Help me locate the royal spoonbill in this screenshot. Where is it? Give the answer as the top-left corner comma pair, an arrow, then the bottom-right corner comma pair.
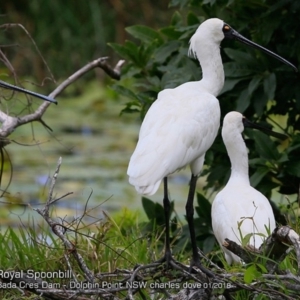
0,80 -> 57,104
127,18 -> 296,274
211,111 -> 284,264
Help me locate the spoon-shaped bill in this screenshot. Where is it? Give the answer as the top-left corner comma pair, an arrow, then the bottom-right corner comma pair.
0,80 -> 57,104
223,25 -> 297,72
243,117 -> 287,140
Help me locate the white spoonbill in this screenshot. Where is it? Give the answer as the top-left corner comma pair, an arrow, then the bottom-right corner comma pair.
211,111 -> 283,264
0,80 -> 57,104
127,18 -> 296,274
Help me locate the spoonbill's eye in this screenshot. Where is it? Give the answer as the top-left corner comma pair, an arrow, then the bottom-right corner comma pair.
223,24 -> 231,32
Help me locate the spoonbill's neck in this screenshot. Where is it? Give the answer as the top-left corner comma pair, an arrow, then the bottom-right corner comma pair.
224,130 -> 250,185
198,41 -> 225,96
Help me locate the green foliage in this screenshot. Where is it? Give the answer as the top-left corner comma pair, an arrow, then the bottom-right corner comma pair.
193,193 -> 215,253
141,193 -> 216,257
100,209 -> 154,267
0,207 -> 299,299
142,197 -> 167,227
0,224 -> 66,279
141,197 -> 185,257
0,210 -> 159,273
0,0 -> 174,82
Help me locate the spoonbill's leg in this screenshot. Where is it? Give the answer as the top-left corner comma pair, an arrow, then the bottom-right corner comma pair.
186,174 -> 214,277
162,177 -> 173,263
155,177 -> 173,265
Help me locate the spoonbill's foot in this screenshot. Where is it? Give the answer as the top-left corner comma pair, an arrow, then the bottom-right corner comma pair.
190,257 -> 214,278
154,251 -> 190,273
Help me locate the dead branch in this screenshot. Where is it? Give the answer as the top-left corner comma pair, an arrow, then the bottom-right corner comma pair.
223,225 -> 300,275
223,238 -> 256,263
35,157 -> 94,284
0,56 -> 125,138
268,226 -> 300,273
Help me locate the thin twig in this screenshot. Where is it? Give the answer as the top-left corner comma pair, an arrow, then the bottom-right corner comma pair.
35,157 -> 94,283
0,23 -> 56,82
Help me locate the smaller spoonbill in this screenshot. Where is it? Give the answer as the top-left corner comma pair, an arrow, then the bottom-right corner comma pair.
211,111 -> 284,264
0,80 -> 57,104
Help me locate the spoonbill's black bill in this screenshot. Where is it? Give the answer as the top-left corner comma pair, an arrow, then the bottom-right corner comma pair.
0,80 -> 57,104
222,24 -> 297,72
243,118 -> 288,140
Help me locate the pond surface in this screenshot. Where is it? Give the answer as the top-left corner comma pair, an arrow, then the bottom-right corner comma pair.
1,81 -> 199,228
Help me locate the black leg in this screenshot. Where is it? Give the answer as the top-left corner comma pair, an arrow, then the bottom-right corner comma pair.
186,174 -> 214,277
186,175 -> 199,263
162,177 -> 172,264
154,177 -> 175,265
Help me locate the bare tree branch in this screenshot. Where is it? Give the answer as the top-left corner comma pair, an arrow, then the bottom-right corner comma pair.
0,57 -> 125,138
223,225 -> 300,275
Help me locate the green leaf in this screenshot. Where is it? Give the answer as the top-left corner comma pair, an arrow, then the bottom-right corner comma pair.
176,25 -> 198,40
203,235 -> 216,253
123,40 -> 140,59
253,88 -> 268,117
241,233 -> 254,247
203,0 -> 216,5
236,88 -> 250,113
126,25 -> 163,44
263,73 -> 276,100
244,264 -> 262,284
224,62 -> 254,78
186,12 -> 200,26
109,40 -> 148,67
140,43 -> 157,66
253,131 -> 280,161
248,76 -> 262,95
171,11 -> 182,25
160,26 -> 182,40
256,263 -> 268,274
111,84 -> 139,101
223,48 -> 253,64
142,197 -> 164,222
147,76 -> 161,89
108,42 -> 136,61
120,101 -> 141,114
154,40 -> 181,63
170,216 -> 178,233
220,78 -> 243,95
250,166 -> 270,187
169,0 -> 189,8
195,193 -> 212,224
277,152 -> 289,163
286,160 -> 300,177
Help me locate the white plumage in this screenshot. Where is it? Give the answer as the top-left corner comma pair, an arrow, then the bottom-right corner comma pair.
128,19 -> 224,194
211,112 -> 276,265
